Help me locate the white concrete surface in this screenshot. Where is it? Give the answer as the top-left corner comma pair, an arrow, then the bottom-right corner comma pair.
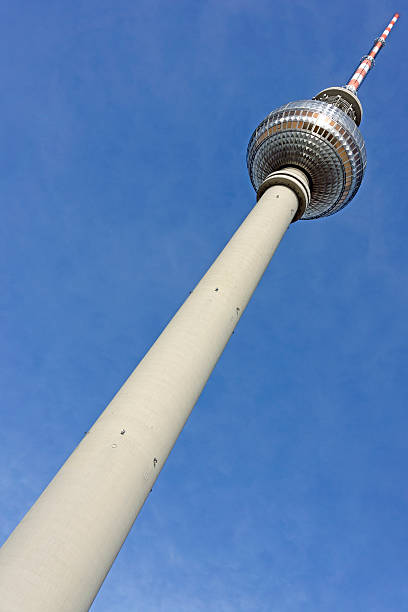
0,170 -> 308,611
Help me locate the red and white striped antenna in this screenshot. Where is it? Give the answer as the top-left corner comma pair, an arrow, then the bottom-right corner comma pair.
346,13 -> 400,93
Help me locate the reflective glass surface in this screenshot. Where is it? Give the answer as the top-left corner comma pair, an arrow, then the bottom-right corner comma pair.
247,100 -> 367,219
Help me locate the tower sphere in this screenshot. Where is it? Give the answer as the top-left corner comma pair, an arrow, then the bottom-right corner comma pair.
246,97 -> 367,220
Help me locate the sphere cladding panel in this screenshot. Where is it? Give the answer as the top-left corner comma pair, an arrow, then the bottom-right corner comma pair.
247,100 -> 367,219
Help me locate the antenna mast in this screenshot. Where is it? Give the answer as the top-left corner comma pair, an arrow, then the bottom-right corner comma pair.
346,13 -> 400,93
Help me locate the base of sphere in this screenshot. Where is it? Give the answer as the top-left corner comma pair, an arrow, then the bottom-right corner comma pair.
257,168 -> 311,222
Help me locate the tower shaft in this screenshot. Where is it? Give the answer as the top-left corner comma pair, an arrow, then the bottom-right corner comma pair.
0,170 -> 308,612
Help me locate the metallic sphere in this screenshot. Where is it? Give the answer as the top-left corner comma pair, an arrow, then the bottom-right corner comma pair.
247,99 -> 367,220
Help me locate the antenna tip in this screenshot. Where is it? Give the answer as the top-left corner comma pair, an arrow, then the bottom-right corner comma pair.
395,12 -> 400,19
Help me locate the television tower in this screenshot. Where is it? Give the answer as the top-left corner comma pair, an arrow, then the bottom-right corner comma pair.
0,13 -> 400,612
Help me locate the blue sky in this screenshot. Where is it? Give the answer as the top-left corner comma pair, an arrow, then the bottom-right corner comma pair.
0,1 -> 407,610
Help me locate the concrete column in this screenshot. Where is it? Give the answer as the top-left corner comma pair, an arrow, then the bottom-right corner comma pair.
0,169 -> 309,612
